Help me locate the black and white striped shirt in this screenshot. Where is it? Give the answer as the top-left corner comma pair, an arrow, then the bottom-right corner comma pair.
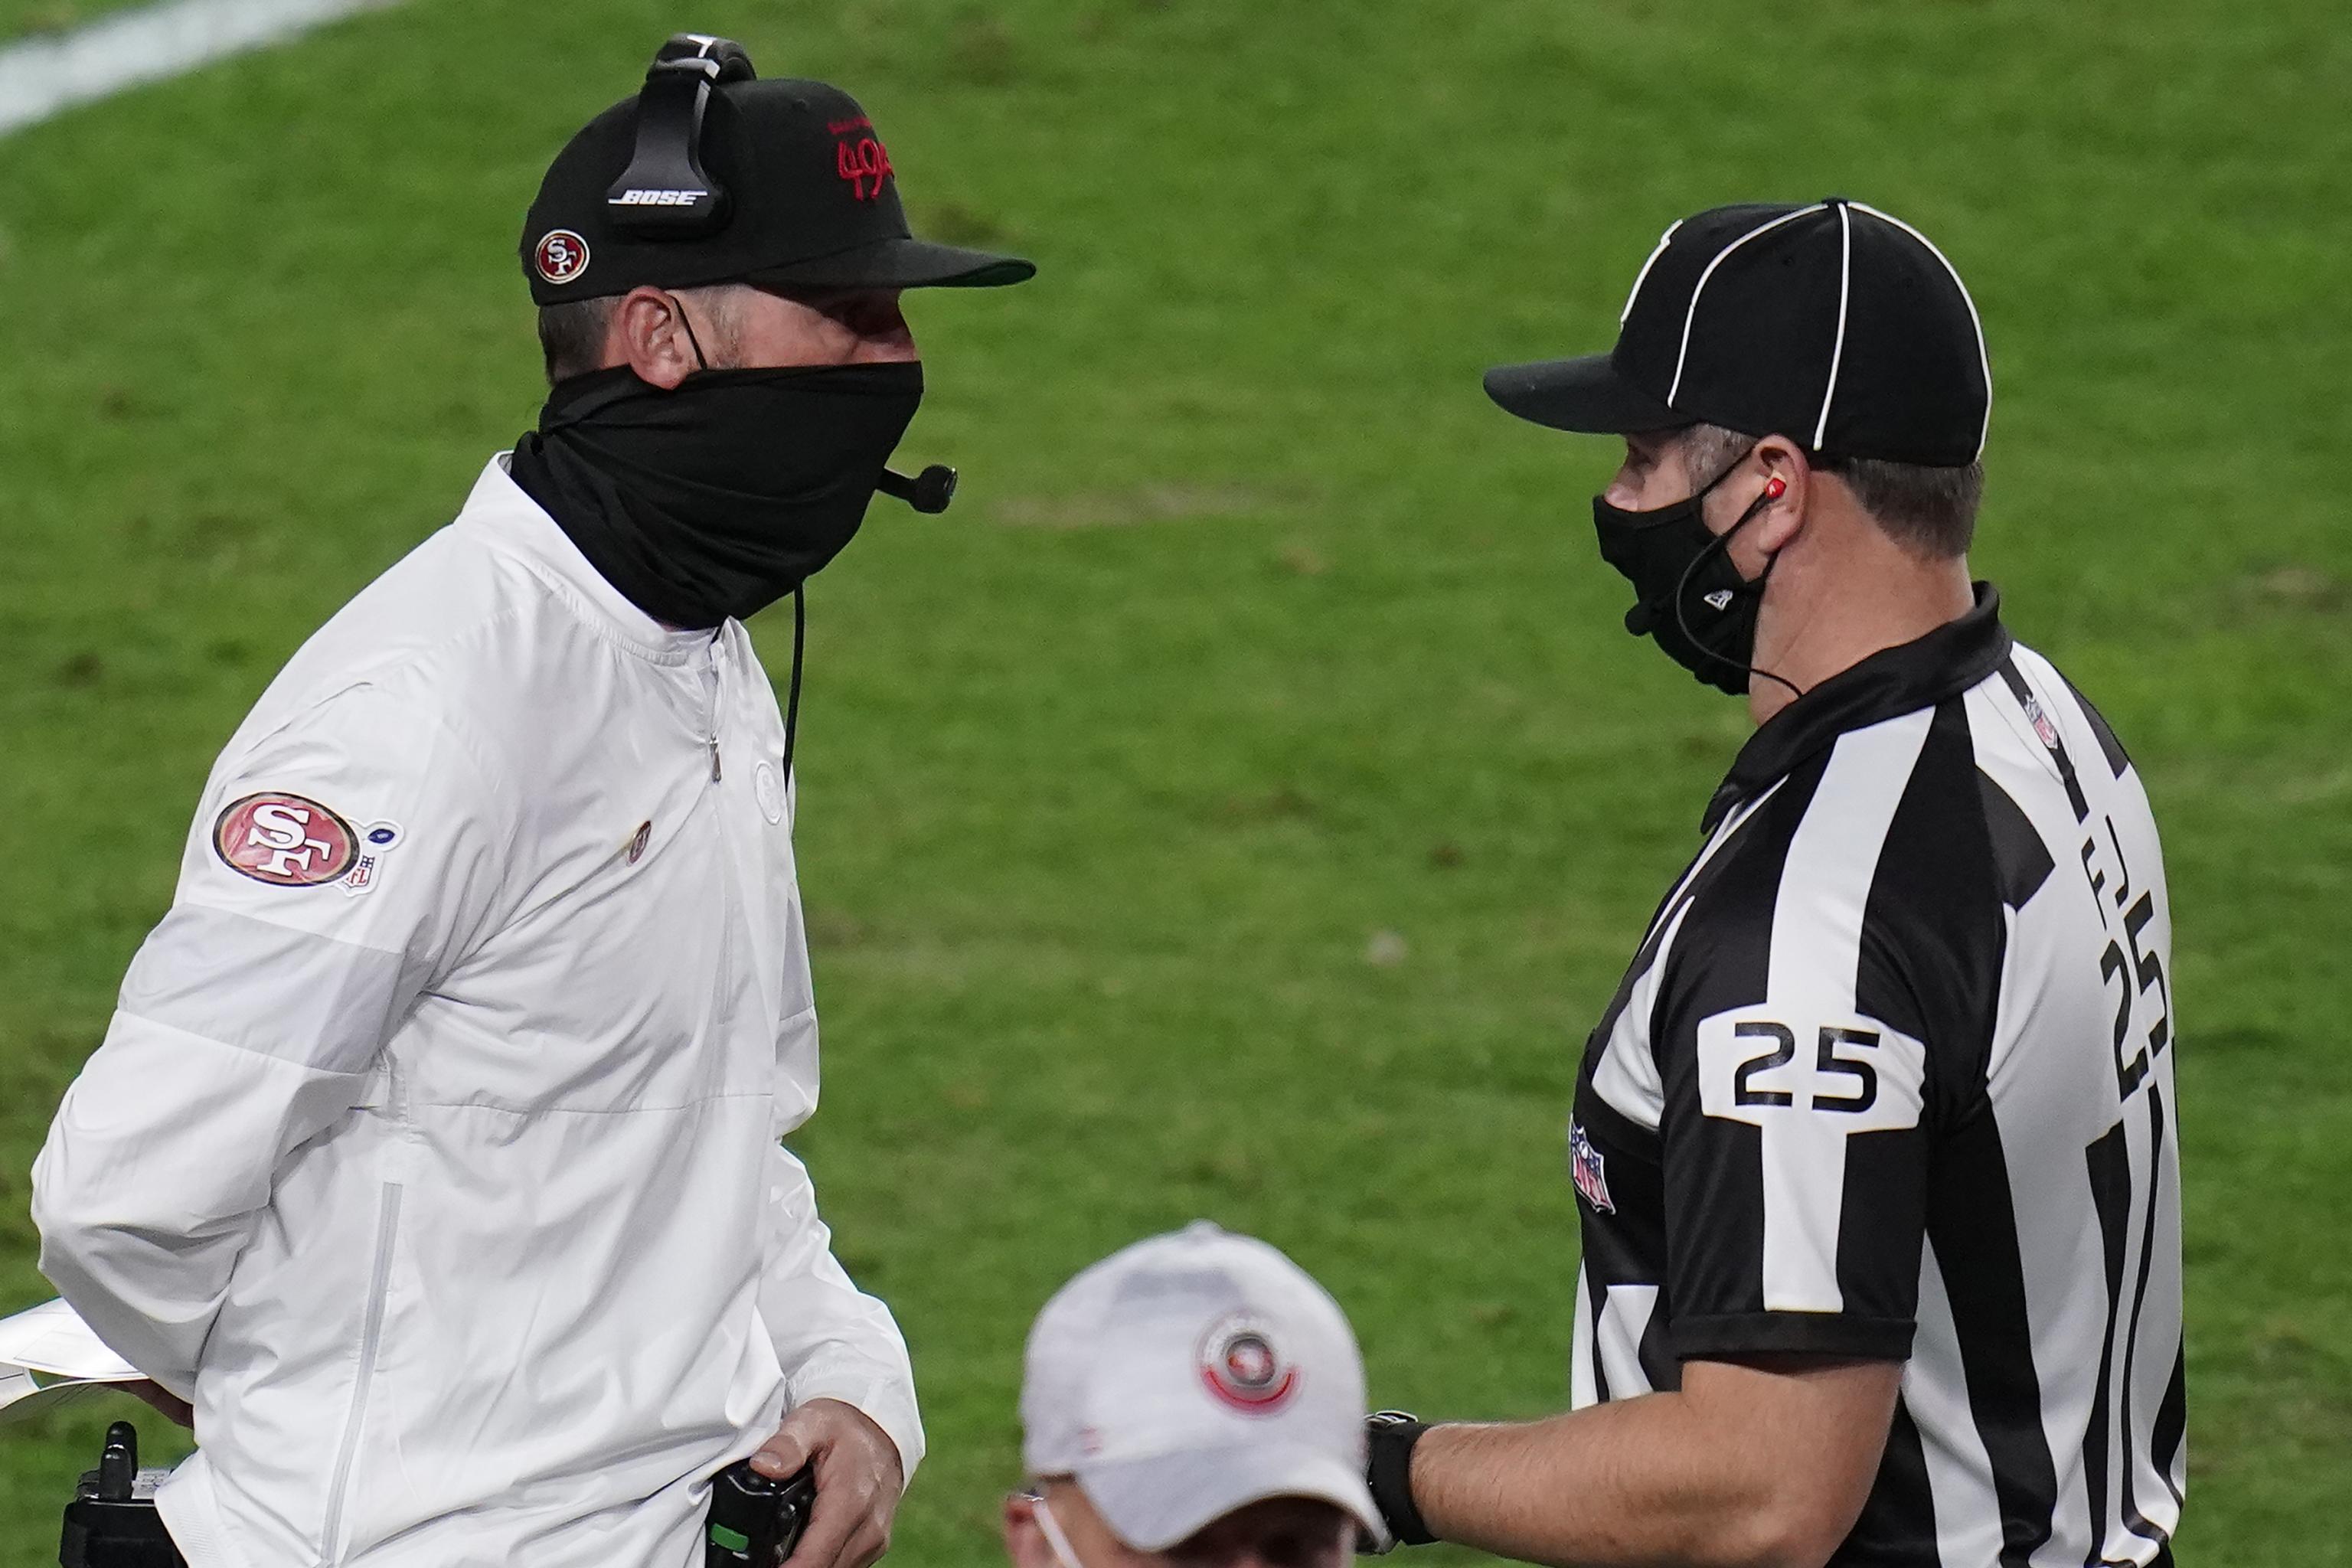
1567,586 -> 2184,1566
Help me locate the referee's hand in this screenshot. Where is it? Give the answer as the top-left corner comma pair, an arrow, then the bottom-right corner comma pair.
753,1397 -> 905,1568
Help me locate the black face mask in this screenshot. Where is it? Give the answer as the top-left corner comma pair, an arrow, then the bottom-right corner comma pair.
508,359 -> 924,630
1591,457 -> 1793,700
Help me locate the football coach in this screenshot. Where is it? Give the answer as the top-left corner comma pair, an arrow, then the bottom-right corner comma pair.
32,34 -> 1029,1568
1359,201 -> 2185,1568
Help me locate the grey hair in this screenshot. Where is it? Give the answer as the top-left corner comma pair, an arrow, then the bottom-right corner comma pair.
534,283 -> 753,385
1677,423 -> 1759,495
536,296 -> 616,384
1677,423 -> 1983,561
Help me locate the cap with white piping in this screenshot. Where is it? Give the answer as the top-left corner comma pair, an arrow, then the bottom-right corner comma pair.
1484,198 -> 1991,467
1020,1222 -> 1383,1552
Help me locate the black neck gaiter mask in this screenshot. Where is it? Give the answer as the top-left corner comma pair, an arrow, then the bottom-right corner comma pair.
508,360 -> 924,629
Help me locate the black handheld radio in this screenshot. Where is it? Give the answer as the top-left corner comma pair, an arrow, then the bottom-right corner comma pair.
705,1458 -> 816,1567
58,1423 -> 185,1568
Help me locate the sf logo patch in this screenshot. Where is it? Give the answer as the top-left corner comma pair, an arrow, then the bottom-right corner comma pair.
1197,1313 -> 1298,1413
214,793 -> 358,887
534,229 -> 591,286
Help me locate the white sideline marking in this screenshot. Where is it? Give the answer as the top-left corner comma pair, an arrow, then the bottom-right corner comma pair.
0,0 -> 400,138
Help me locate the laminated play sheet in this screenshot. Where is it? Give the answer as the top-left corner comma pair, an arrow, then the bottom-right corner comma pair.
0,1298 -> 142,1423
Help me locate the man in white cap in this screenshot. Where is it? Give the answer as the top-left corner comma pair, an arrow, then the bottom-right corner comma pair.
1004,1223 -> 1385,1568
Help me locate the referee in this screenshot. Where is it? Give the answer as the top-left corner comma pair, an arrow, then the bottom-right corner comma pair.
1362,201 -> 2184,1568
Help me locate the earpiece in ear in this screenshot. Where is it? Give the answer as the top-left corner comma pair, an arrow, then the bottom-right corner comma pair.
1763,476 -> 1787,500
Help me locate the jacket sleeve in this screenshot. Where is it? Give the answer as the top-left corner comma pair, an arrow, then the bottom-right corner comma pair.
31,685 -> 511,1398
758,1142 -> 925,1484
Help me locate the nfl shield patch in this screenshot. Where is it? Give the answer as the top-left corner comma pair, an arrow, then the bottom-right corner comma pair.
2022,694 -> 2061,752
1570,1122 -> 1615,1214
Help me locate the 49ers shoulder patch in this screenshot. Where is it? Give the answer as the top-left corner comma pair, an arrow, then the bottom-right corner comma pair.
212,792 -> 358,887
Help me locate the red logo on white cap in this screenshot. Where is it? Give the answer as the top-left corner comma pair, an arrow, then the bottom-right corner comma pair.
1197,1314 -> 1298,1413
535,229 -> 591,286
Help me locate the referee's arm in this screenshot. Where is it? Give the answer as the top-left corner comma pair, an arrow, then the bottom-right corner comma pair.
1409,1357 -> 1900,1568
1400,904 -> 1942,1566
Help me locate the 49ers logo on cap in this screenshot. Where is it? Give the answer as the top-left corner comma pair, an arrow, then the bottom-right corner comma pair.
829,116 -> 893,201
1197,1313 -> 1298,1413
214,793 -> 358,887
534,229 -> 591,286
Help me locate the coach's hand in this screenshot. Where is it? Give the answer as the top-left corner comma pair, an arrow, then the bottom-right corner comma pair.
123,1379 -> 193,1428
753,1396 -> 905,1568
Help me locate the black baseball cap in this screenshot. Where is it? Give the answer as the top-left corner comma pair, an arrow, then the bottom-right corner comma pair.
1485,199 -> 1990,467
521,57 -> 1032,305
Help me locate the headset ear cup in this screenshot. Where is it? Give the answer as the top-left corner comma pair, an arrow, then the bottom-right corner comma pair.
608,37 -> 756,239
606,67 -> 728,237
707,40 -> 756,82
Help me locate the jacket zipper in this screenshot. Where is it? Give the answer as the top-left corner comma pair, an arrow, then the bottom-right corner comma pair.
705,643 -> 724,782
319,1180 -> 403,1563
704,639 -> 747,1039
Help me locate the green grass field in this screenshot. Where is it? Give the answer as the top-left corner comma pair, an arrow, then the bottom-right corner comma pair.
0,2 -> 126,36
3,0 -> 2347,1562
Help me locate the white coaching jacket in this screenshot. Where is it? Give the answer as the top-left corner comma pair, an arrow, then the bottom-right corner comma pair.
31,458 -> 921,1568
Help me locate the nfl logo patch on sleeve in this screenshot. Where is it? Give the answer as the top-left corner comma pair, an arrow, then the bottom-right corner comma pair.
1570,1123 -> 1615,1214
339,821 -> 404,897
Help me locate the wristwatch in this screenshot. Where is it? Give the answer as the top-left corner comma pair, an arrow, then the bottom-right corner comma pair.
1363,1410 -> 1435,1550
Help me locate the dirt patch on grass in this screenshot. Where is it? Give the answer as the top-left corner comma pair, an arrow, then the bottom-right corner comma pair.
2246,565 -> 2350,613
